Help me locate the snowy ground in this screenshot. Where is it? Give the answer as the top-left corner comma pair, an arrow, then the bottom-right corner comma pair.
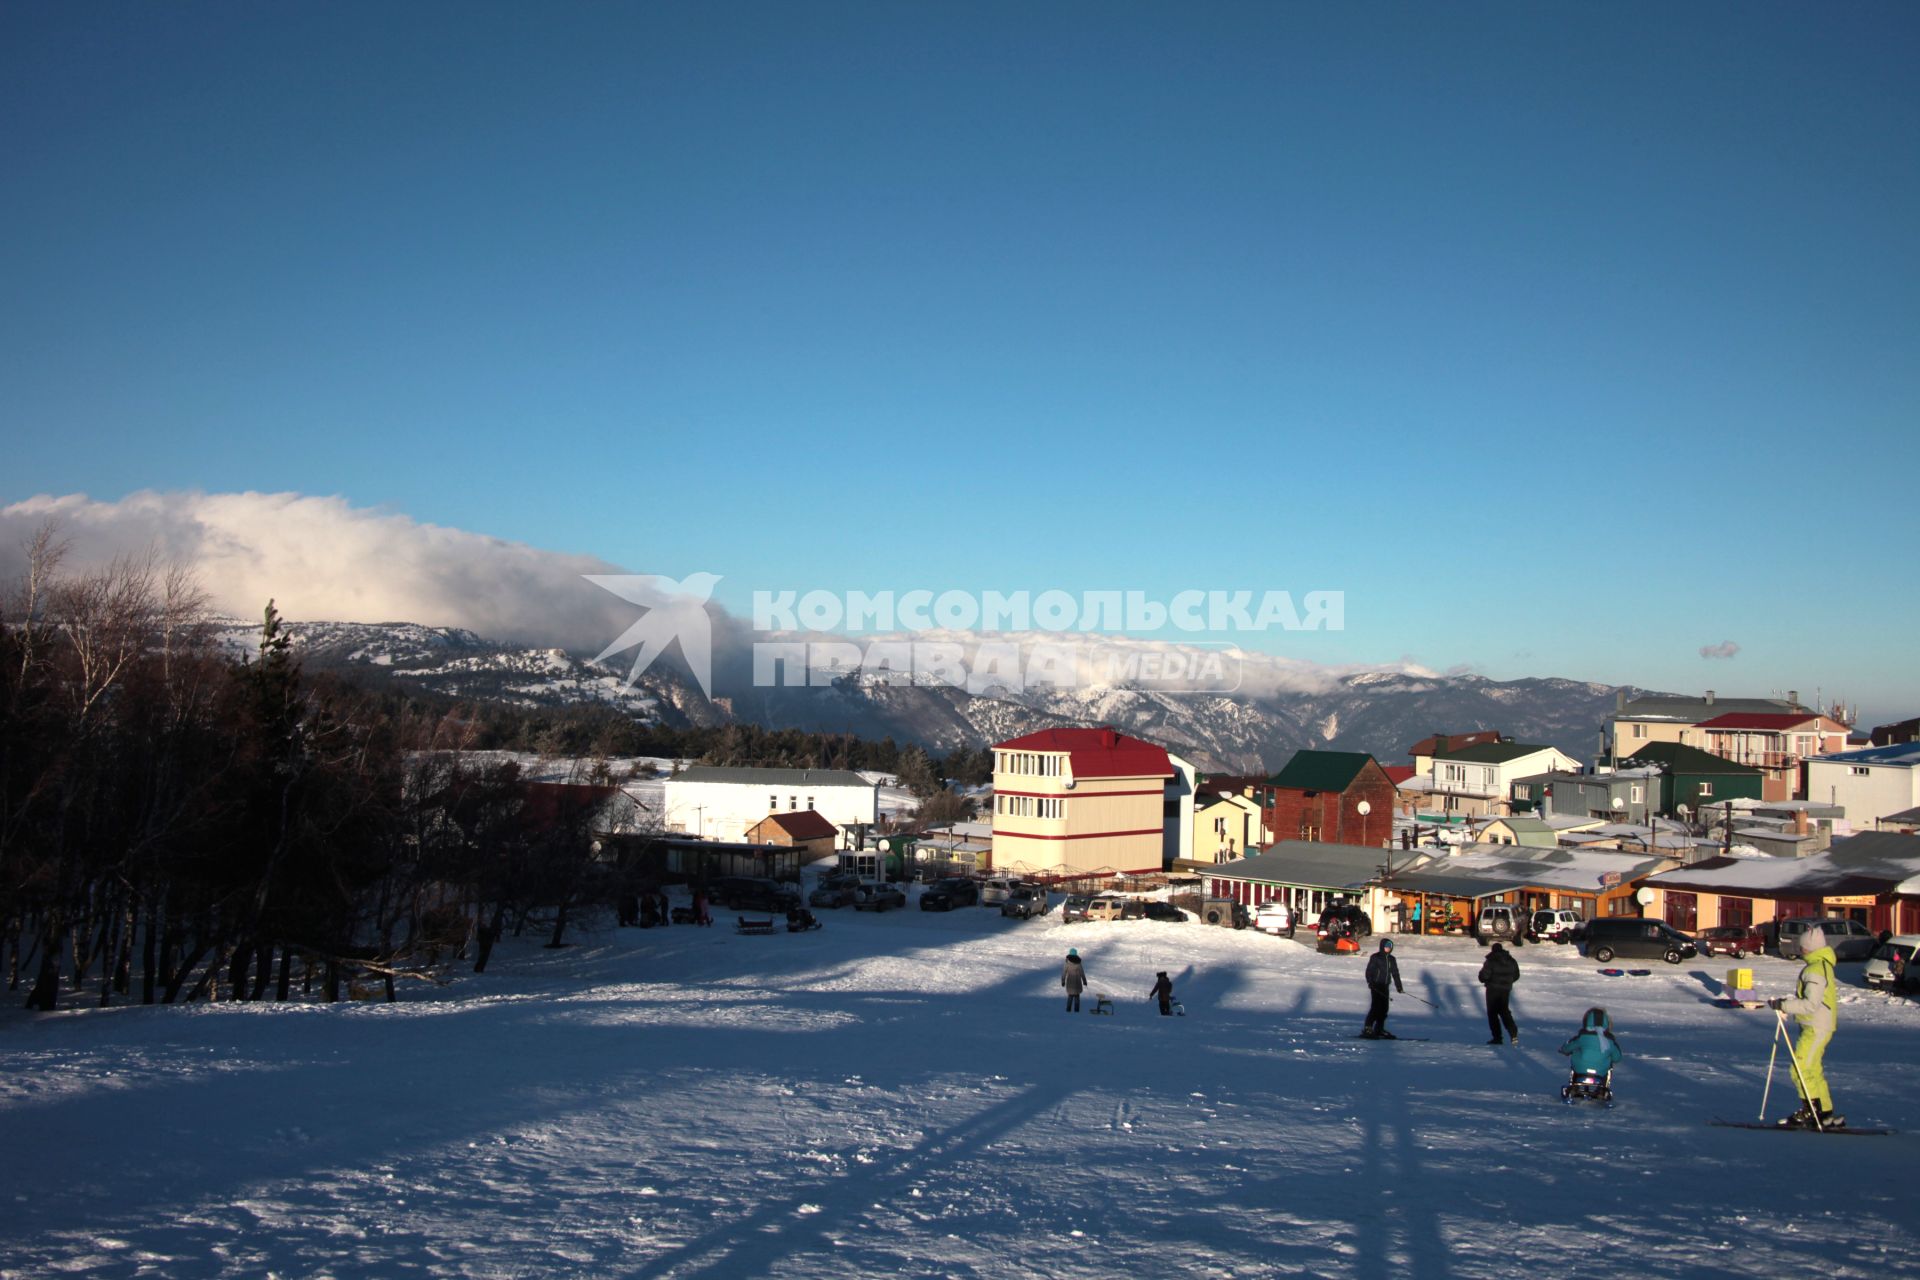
3,890 -> 1918,1280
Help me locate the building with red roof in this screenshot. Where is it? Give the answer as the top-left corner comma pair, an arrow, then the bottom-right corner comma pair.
991,727 -> 1175,877
1697,712 -> 1852,801
743,808 -> 840,860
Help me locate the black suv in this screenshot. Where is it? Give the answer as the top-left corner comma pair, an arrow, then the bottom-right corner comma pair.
1582,917 -> 1698,965
709,877 -> 800,913
920,879 -> 980,911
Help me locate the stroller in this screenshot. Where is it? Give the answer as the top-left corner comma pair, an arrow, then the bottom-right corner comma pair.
1561,1067 -> 1614,1106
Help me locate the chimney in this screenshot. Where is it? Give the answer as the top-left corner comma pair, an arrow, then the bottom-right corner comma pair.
1793,809 -> 1809,838
1099,726 -> 1117,748
1435,734 -> 1450,754
1615,689 -> 1626,712
1705,690 -> 1715,706
1788,690 -> 1799,708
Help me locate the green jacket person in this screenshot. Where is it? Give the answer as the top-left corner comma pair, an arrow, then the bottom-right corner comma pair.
1770,924 -> 1841,1129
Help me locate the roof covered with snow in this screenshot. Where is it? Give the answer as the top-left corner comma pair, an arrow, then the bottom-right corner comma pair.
669,766 -> 876,789
1811,742 -> 1920,768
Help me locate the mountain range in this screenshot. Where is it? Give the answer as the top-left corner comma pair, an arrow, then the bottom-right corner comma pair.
234,620 -> 1652,772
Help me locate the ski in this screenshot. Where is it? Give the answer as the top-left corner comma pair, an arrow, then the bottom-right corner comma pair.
1710,1119 -> 1893,1136
1351,1035 -> 1431,1041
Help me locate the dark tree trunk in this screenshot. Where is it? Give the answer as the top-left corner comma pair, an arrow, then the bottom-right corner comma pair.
324,960 -> 340,1003
249,944 -> 273,1001
276,948 -> 292,1002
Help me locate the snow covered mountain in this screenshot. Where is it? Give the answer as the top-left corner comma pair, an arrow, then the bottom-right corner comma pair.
237,619 -> 1652,769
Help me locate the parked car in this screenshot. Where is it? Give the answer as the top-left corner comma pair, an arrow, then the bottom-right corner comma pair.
1582,917 -> 1698,965
1864,935 -> 1919,988
980,878 -> 1017,906
919,879 -> 980,911
809,880 -> 858,909
1527,909 -> 1583,944
852,883 -> 907,912
1142,902 -> 1188,923
1696,924 -> 1768,959
1083,896 -> 1132,923
1000,885 -> 1049,919
1061,894 -> 1094,923
1475,904 -> 1527,947
711,877 -> 800,913
1774,916 -> 1878,961
1254,902 -> 1296,938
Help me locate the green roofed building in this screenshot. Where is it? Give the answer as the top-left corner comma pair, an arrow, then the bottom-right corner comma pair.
1626,741 -> 1765,817
1262,750 -> 1397,848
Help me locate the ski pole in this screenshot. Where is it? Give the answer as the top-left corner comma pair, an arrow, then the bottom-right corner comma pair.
1772,1006 -> 1825,1132
1401,992 -> 1438,1009
1759,1012 -> 1781,1121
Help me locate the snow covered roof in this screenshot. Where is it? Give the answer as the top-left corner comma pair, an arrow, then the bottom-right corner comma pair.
1646,832 -> 1920,897
670,766 -> 876,789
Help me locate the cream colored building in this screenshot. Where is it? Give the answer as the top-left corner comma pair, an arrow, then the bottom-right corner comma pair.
1191,792 -> 1264,864
991,727 -> 1175,877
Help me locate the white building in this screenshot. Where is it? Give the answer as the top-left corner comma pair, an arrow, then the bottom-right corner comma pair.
1804,743 -> 1920,824
663,766 -> 878,843
1428,741 -> 1581,818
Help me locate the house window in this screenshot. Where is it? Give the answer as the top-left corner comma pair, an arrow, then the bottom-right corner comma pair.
1629,785 -> 1643,803
769,794 -> 778,810
1515,784 -> 1532,800
807,796 -> 815,810
789,795 -> 798,809
1720,896 -> 1753,929
1633,724 -> 1647,739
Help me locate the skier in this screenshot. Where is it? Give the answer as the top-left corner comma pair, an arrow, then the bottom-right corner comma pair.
1769,923 -> 1843,1128
1558,1006 -> 1622,1101
1148,971 -> 1174,1016
1411,900 -> 1423,934
1361,938 -> 1404,1038
1061,948 -> 1087,1013
1478,941 -> 1521,1045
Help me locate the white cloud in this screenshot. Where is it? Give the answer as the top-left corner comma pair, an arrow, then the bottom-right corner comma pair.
0,491 -> 643,652
1699,640 -> 1741,660
0,491 -> 1420,701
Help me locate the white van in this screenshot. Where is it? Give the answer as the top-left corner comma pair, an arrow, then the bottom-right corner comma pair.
980,878 -> 1017,906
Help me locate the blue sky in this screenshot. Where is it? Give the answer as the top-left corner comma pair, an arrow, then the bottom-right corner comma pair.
3,4 -> 1917,719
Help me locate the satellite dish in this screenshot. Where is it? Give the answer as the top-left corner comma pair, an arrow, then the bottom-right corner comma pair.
1357,800 -> 1372,816
1634,887 -> 1655,906
1062,759 -> 1075,790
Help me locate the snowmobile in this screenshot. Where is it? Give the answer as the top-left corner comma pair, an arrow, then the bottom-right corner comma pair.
1315,920 -> 1361,954
1561,1067 -> 1614,1107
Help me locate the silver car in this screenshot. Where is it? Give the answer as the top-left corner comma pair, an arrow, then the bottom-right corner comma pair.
1775,916 -> 1877,961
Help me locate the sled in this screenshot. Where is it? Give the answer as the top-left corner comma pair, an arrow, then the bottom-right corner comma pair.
1562,1068 -> 1614,1107
1091,994 -> 1115,1015
735,917 -> 775,935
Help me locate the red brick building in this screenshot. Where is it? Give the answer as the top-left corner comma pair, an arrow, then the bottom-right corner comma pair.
1262,751 -> 1398,848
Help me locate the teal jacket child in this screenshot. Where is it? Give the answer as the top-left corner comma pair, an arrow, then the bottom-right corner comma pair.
1560,1007 -> 1623,1074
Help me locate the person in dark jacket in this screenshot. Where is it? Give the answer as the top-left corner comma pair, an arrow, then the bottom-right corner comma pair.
1362,938 -> 1404,1038
1061,948 -> 1087,1012
1478,942 -> 1521,1044
1148,971 -> 1174,1016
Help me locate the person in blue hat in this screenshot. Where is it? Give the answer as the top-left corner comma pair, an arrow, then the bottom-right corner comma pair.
1061,948 -> 1087,1012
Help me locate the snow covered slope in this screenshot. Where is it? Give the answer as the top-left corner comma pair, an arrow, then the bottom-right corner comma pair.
2,901 -> 1915,1278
